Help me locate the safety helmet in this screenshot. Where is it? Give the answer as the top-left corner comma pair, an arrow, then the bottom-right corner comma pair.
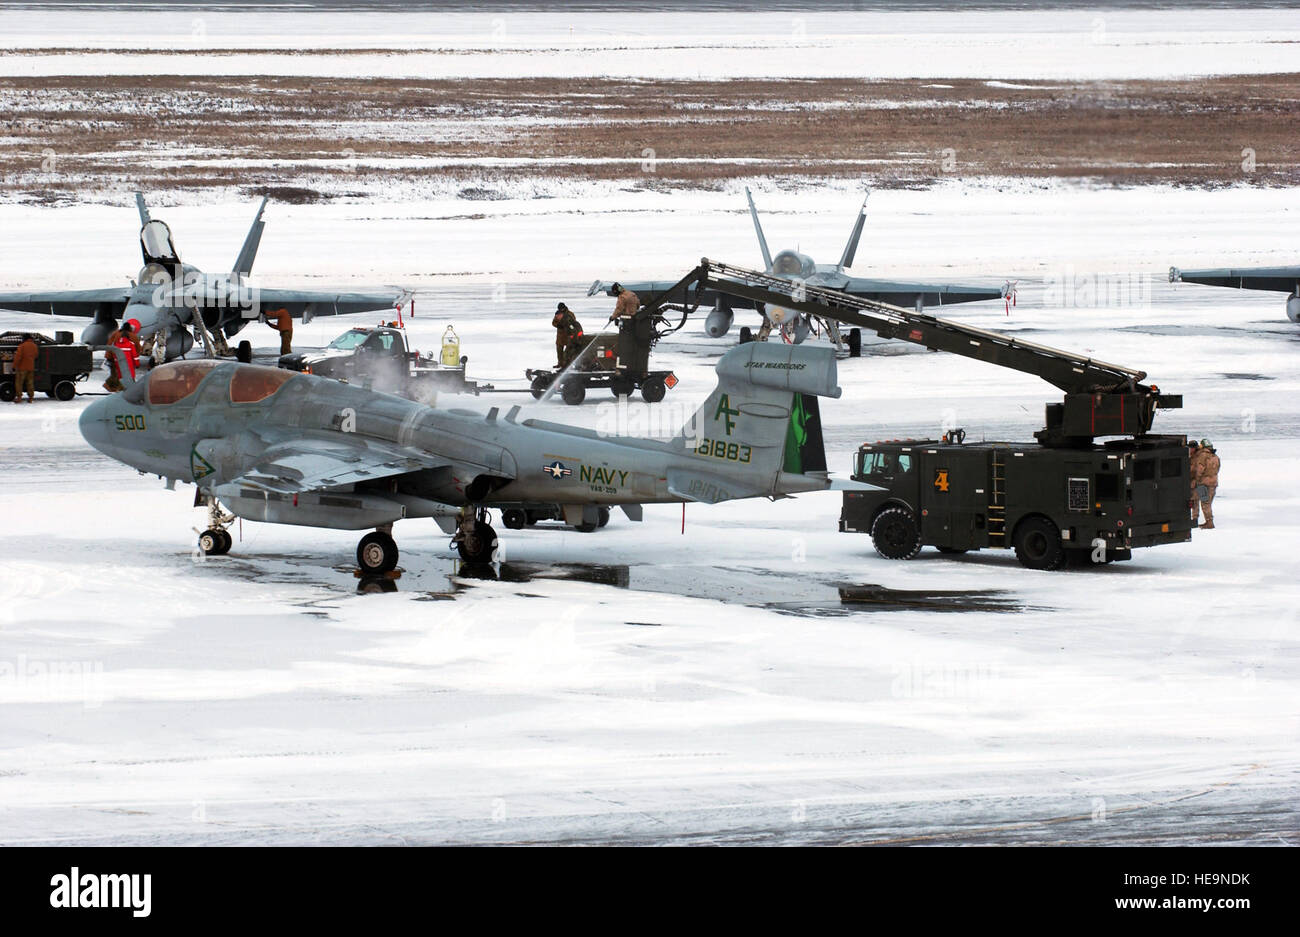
556,302 -> 568,313
611,283 -> 623,295
1200,438 -> 1212,449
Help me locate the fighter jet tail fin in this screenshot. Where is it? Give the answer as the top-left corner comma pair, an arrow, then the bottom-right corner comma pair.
672,342 -> 839,499
745,187 -> 774,271
233,197 -> 268,278
135,192 -> 151,226
837,192 -> 869,271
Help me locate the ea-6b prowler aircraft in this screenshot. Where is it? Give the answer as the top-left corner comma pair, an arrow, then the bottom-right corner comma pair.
0,193 -> 405,360
81,329 -> 871,571
589,188 -> 1013,347
1169,263 -> 1300,322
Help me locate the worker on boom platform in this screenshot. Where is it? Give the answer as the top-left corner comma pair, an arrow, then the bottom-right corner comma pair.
609,282 -> 650,379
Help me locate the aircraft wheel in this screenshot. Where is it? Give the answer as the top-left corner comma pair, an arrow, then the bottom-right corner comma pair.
847,328 -> 862,358
198,528 -> 230,556
738,326 -> 754,345
357,531 -> 399,574
53,379 -> 77,401
530,374 -> 552,399
456,521 -> 497,563
236,340 -> 253,363
560,381 -> 586,405
0,382 -> 15,402
502,508 -> 527,530
640,376 -> 666,403
870,507 -> 922,560
1013,516 -> 1066,571
597,506 -> 611,528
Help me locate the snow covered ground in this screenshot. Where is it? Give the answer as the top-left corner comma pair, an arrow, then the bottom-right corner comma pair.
1,181 -> 1298,844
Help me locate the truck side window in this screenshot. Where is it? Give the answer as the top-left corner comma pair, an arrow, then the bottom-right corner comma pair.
897,454 -> 913,474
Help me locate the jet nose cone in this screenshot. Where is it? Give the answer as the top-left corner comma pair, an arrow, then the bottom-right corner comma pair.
79,396 -> 113,455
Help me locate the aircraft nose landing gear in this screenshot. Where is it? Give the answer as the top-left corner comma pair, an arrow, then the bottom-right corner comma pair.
196,494 -> 235,556
453,507 -> 498,563
357,528 -> 399,574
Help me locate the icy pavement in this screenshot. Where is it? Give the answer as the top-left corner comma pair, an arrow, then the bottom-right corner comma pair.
0,184 -> 1297,844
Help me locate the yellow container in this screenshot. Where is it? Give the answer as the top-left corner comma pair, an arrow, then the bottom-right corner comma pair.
440,326 -> 460,366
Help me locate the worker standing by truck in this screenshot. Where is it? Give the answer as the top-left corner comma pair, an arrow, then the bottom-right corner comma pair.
1194,438 -> 1220,529
552,302 -> 584,369
11,333 -> 38,403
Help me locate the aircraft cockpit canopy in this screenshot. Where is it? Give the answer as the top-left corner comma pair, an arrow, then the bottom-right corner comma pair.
147,359 -> 222,406
140,219 -> 180,265
230,366 -> 297,403
772,250 -> 815,279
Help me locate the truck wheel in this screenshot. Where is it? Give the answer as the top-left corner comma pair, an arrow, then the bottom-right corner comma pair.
847,328 -> 862,358
530,374 -> 552,399
1013,517 -> 1067,570
640,377 -> 666,403
502,508 -> 527,530
870,507 -> 922,560
357,531 -> 399,574
739,326 -> 754,344
53,379 -> 76,401
561,381 -> 586,405
0,382 -> 14,402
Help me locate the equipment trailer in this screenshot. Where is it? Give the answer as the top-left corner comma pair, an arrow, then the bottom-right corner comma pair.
640,259 -> 1193,569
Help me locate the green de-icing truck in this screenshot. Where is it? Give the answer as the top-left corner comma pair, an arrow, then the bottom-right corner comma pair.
840,430 -> 1193,569
616,259 -> 1196,570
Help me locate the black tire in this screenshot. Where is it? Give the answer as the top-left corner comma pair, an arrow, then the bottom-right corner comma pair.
502,508 -> 527,530
738,326 -> 754,345
597,506 -> 611,528
561,381 -> 586,405
640,376 -> 666,403
357,530 -> 399,573
530,373 -> 552,399
1013,516 -> 1067,571
236,340 -> 253,364
0,382 -> 14,402
53,380 -> 76,401
198,529 -> 227,556
847,328 -> 862,358
456,521 -> 497,563
610,376 -> 634,398
870,507 -> 922,560
215,530 -> 233,555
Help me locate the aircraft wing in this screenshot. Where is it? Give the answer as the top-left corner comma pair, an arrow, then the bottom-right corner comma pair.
838,277 -> 1006,308
1170,265 -> 1300,293
0,286 -> 132,317
227,435 -> 448,495
252,288 -> 403,321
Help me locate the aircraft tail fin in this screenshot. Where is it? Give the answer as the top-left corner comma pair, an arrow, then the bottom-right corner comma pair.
135,192 -> 151,226
745,187 -> 774,271
233,197 -> 268,277
837,192 -> 869,271
668,342 -> 840,502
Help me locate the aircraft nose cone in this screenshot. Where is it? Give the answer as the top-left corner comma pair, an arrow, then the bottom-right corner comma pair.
79,396 -> 113,456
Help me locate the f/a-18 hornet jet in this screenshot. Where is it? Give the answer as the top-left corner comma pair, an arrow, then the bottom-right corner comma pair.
81,334 -> 871,571
0,193 -> 404,360
1170,260 -> 1300,323
589,188 -> 1013,347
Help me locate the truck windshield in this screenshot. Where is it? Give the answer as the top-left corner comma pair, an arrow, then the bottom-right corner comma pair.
858,451 -> 913,477
327,330 -> 369,351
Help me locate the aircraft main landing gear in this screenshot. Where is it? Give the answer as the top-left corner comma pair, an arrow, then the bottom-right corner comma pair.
357,529 -> 399,574
453,507 -> 497,563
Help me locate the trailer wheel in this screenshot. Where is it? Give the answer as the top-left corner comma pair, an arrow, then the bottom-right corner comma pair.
53,379 -> 76,401
847,328 -> 862,358
0,382 -> 14,402
357,531 -> 399,574
610,376 -> 634,398
1013,516 -> 1067,570
502,508 -> 527,530
870,507 -> 922,560
640,376 -> 666,403
530,373 -> 552,399
561,381 -> 586,405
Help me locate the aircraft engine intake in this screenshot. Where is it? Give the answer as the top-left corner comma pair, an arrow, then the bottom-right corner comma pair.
166,329 -> 195,359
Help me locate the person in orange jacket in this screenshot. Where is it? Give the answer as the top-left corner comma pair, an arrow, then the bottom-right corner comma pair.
11,333 -> 38,403
265,307 -> 293,355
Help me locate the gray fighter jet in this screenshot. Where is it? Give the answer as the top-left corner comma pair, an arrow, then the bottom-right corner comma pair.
81,339 -> 869,570
589,188 -> 1012,344
0,193 -> 404,360
1169,264 -> 1300,322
